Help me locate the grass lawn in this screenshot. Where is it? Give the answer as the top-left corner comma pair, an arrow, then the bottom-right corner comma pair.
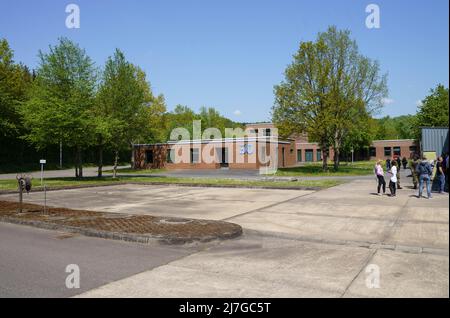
103,168 -> 166,174
0,176 -> 343,192
273,161 -> 376,177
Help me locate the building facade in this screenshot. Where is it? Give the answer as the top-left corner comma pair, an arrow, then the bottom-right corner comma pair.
132,122 -> 421,170
420,127 -> 449,157
368,139 -> 419,160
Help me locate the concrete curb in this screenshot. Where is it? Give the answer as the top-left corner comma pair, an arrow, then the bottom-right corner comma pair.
0,216 -> 243,245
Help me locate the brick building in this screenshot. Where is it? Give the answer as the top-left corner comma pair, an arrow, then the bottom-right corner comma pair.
368,139 -> 419,160
132,123 -> 420,170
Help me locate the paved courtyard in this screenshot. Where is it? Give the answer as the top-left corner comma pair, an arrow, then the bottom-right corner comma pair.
0,176 -> 448,297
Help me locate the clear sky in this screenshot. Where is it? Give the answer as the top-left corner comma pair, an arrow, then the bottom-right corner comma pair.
1,0 -> 448,123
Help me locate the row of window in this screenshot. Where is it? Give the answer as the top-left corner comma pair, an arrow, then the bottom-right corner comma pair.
147,146 -> 326,165
369,146 -> 417,157
145,148 -> 214,164
252,128 -> 272,137
297,149 -> 322,162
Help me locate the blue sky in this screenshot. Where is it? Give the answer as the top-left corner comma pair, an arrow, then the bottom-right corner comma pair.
1,0 -> 448,122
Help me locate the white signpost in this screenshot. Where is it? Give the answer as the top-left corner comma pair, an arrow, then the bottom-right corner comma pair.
40,159 -> 46,186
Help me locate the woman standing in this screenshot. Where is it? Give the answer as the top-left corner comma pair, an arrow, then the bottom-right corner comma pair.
375,160 -> 386,196
389,161 -> 398,197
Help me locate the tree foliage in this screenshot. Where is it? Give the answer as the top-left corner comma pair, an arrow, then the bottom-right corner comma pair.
273,26 -> 388,170
20,38 -> 96,177
0,39 -> 32,138
414,84 -> 449,138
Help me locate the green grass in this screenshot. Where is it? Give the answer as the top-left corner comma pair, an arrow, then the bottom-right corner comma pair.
0,176 -> 342,192
273,161 -> 376,177
103,168 -> 166,174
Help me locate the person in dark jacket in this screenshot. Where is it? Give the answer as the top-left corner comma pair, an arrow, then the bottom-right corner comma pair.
416,156 -> 433,199
402,157 -> 408,169
396,157 -> 401,170
386,158 -> 391,170
410,155 -> 420,189
436,156 -> 446,194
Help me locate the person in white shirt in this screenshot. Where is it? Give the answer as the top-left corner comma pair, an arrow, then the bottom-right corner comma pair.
388,161 -> 398,197
374,160 -> 386,195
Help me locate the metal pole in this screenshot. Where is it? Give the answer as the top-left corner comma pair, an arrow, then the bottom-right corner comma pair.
41,163 -> 43,187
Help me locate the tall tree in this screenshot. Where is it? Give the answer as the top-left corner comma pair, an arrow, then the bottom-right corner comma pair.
414,84 -> 449,138
96,49 -> 157,177
0,39 -> 32,138
20,38 -> 96,177
273,26 -> 387,170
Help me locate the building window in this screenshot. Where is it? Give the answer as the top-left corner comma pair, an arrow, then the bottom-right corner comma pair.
317,149 -> 322,161
409,146 -> 417,152
393,146 -> 401,156
145,150 -> 153,164
264,128 -> 271,137
297,149 -> 302,162
190,148 -> 199,163
305,149 -> 313,162
369,147 -> 376,157
384,147 -> 391,157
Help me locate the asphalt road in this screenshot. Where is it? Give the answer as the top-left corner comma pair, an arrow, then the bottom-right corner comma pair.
0,222 -> 203,298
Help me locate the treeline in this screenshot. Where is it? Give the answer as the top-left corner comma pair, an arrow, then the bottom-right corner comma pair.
0,38 -> 241,176
272,26 -> 449,170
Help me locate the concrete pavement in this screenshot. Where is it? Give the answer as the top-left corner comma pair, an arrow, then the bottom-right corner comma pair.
1,176 -> 448,297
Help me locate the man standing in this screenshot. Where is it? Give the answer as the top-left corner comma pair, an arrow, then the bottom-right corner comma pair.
402,157 -> 408,169
416,156 -> 433,199
436,156 -> 446,194
396,156 -> 402,171
410,155 -> 420,190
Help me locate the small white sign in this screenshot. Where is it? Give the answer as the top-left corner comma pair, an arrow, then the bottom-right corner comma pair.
40,159 -> 46,164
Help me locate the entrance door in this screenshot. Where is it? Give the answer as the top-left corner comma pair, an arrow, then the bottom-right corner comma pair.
217,147 -> 228,167
305,149 -> 313,162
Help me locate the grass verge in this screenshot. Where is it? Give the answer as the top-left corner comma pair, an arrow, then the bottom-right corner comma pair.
273,161 -> 376,177
0,176 -> 343,192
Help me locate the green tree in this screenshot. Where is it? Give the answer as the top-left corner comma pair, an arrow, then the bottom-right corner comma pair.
165,105 -> 199,140
0,39 -> 32,138
20,38 -> 96,177
374,115 -> 416,140
96,49 -> 158,177
273,26 -> 387,171
414,84 -> 449,138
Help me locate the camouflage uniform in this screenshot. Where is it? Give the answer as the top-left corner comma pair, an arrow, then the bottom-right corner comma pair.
410,159 -> 419,189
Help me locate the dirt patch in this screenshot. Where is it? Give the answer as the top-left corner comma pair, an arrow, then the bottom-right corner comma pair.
0,200 -> 242,244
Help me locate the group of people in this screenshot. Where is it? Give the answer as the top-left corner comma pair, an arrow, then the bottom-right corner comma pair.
374,153 -> 449,198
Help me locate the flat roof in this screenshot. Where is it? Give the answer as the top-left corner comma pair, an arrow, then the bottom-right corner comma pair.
371,139 -> 416,143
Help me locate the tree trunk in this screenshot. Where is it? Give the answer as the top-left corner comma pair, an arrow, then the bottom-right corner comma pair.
333,146 -> 340,171
113,150 -> 119,179
322,146 -> 328,171
76,146 -> 83,178
79,148 -> 83,177
98,144 -> 103,178
74,148 -> 79,178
